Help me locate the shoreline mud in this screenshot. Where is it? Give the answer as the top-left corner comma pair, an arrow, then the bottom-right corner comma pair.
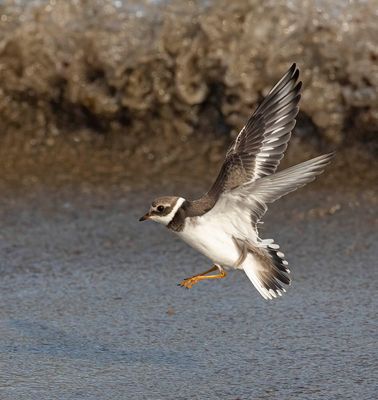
0,0 -> 377,163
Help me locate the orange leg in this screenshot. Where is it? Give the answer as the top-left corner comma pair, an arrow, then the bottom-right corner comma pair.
178,265 -> 227,289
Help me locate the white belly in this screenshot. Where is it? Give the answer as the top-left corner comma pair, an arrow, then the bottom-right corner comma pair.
176,211 -> 258,268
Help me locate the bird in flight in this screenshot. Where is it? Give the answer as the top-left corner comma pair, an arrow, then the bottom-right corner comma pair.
139,64 -> 334,300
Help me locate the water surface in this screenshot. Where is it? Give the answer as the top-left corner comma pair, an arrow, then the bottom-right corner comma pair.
0,187 -> 376,399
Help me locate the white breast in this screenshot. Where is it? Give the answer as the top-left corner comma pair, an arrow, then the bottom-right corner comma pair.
176,197 -> 258,268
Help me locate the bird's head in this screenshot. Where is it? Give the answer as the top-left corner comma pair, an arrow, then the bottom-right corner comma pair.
139,196 -> 185,226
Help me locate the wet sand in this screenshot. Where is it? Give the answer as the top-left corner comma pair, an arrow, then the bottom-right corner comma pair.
0,184 -> 376,399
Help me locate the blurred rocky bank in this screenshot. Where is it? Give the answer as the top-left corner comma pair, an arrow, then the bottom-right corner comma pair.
0,0 -> 376,189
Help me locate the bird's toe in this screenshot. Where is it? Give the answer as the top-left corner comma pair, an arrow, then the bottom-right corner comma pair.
178,276 -> 199,289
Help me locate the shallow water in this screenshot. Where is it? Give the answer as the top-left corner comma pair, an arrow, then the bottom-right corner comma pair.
0,187 -> 376,399
0,0 -> 377,156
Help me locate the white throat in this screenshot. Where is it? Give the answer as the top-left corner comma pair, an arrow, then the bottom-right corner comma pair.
152,197 -> 185,226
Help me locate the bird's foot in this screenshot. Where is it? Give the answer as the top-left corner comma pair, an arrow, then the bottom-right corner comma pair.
178,276 -> 201,289
178,265 -> 227,289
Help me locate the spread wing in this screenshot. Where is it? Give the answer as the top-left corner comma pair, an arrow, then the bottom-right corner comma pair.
224,153 -> 335,224
187,63 -> 302,216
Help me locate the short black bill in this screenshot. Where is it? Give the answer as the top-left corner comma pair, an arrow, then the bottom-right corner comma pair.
139,214 -> 150,221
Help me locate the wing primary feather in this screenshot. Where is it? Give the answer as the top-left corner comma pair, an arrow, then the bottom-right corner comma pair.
216,64 -> 302,186
186,64 -> 303,216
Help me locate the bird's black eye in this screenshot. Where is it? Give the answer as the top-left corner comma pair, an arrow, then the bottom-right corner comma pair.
157,205 -> 164,212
